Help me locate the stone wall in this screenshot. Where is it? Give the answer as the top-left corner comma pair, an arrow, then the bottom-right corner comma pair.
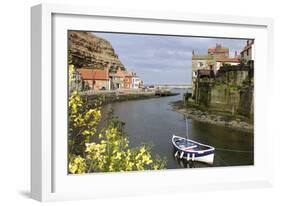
237,85 -> 254,117
193,66 -> 254,118
83,91 -> 156,106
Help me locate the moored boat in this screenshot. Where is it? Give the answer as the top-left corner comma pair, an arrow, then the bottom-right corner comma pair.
172,135 -> 215,164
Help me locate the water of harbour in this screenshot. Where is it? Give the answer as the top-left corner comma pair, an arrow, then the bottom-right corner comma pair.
101,89 -> 254,169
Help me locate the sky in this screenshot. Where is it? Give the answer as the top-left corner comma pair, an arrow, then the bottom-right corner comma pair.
94,32 -> 247,85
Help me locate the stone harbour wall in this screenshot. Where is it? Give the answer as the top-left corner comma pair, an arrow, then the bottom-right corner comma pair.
194,67 -> 254,119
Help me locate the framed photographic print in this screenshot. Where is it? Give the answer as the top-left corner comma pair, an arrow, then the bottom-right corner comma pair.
31,3 -> 274,201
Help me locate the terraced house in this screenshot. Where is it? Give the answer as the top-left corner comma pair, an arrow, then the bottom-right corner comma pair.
77,68 -> 110,90
110,67 -> 142,90
240,40 -> 255,63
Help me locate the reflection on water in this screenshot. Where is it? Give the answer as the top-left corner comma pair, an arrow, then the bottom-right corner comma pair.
100,89 -> 254,169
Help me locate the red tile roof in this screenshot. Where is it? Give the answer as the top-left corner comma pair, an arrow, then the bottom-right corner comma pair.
239,40 -> 254,54
77,69 -> 109,80
241,43 -> 254,53
110,69 -> 133,78
125,71 -> 133,77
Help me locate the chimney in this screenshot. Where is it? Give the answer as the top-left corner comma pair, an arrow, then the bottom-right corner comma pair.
235,51 -> 237,57
216,43 -> 222,48
192,50 -> 195,55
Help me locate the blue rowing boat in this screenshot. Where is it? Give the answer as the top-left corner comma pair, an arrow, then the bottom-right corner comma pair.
172,135 -> 215,164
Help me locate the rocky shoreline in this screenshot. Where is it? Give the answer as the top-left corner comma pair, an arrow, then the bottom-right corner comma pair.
171,100 -> 253,133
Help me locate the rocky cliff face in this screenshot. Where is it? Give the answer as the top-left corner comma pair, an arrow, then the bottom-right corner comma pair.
68,31 -> 124,71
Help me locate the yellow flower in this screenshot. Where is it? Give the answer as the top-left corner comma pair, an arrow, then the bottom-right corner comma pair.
116,152 -> 122,160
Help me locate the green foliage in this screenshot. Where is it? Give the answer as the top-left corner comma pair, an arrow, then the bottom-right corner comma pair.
68,65 -> 166,174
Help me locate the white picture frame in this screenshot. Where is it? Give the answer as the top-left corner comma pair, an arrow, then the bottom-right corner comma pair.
31,3 -> 274,202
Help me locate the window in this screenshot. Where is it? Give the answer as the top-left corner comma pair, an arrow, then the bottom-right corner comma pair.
198,62 -> 204,67
193,71 -> 197,77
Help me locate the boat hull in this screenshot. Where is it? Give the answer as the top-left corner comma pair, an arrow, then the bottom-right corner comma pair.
172,135 -> 215,165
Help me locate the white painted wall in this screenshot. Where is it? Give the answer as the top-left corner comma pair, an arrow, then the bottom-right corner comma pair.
132,77 -> 141,89
252,44 -> 255,61
0,0 -> 280,205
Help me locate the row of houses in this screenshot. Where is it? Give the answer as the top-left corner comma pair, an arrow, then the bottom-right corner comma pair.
191,40 -> 255,95
71,67 -> 143,92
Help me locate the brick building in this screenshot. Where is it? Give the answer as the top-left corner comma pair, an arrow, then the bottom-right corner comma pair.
77,68 -> 110,90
